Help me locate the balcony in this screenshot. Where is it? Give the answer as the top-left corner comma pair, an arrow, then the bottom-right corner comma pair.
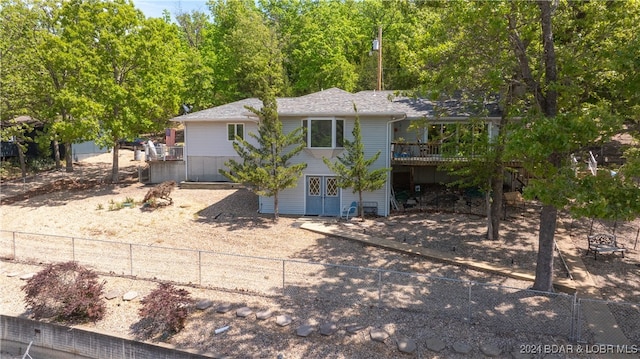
391,142 -> 522,167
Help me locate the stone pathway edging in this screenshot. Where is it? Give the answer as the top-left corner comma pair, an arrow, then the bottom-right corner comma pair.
300,222 -> 577,293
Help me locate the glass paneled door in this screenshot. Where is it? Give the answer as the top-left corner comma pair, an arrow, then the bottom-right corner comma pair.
305,176 -> 340,216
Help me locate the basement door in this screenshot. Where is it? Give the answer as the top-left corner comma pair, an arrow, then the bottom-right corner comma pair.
305,176 -> 340,216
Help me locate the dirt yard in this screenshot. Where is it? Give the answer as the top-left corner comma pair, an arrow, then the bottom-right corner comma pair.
1,150 -> 639,358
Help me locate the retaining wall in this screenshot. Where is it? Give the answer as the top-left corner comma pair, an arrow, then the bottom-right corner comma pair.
0,315 -> 214,359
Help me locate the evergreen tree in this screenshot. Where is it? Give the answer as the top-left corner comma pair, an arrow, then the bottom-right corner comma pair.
220,92 -> 306,221
323,105 -> 389,220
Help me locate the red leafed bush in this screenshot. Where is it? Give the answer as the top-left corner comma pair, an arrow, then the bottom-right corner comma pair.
22,261 -> 106,323
137,283 -> 194,339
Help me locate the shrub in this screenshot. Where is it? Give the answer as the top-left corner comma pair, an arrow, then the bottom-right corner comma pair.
137,283 -> 194,339
22,261 -> 106,323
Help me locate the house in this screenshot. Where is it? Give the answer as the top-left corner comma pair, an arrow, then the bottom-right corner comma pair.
171,88 -> 511,217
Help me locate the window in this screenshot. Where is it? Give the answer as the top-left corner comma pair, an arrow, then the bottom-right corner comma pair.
303,118 -> 344,148
227,123 -> 244,141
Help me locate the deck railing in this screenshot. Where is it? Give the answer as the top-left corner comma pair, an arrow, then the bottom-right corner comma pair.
390,142 -> 522,167
146,144 -> 183,161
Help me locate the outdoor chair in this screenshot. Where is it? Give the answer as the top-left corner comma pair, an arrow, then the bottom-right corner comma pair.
341,201 -> 358,220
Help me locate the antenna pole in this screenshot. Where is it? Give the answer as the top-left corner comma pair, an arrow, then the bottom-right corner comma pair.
377,25 -> 382,91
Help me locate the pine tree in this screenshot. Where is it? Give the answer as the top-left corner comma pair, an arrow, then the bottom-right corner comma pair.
323,105 -> 389,220
220,92 -> 306,220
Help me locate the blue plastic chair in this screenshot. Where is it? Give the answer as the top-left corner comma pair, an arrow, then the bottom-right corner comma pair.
341,201 -> 358,220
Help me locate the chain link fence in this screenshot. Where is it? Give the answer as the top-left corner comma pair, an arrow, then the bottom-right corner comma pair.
1,230 -> 637,345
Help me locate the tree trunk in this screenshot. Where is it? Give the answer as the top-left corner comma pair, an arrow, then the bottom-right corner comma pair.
532,204 -> 557,292
358,190 -> 364,221
65,142 -> 73,172
531,0 -> 559,292
17,143 -> 27,179
486,189 -> 493,240
273,191 -> 279,221
488,110 -> 510,240
489,172 -> 504,240
111,143 -> 120,183
53,139 -> 61,169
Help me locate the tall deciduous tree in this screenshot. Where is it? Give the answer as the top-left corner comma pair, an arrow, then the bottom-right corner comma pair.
403,1 -> 521,240
67,0 -> 183,182
220,92 -> 307,220
505,1 -> 632,291
0,0 -> 40,120
175,10 -> 216,111
323,105 -> 389,221
409,1 -> 639,290
1,0 -> 37,177
209,0 -> 288,101
33,0 -> 102,172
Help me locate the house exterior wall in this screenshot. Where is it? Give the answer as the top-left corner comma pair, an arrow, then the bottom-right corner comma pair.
184,121 -> 258,182
258,115 -> 391,217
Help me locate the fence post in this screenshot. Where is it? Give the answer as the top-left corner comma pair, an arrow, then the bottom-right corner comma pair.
282,260 -> 286,297
198,251 -> 202,286
129,244 -> 133,276
377,270 -> 383,326
12,231 -> 16,260
570,292 -> 577,342
575,298 -> 582,343
467,281 -> 473,323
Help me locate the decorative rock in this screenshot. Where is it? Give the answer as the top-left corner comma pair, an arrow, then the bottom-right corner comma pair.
236,306 -> 253,318
453,341 -> 473,354
396,336 -> 417,354
480,343 -> 502,357
6,272 -> 19,278
19,273 -> 35,280
276,315 -> 292,327
216,303 -> 232,313
296,325 -> 314,337
196,300 -> 213,310
346,324 -> 366,334
370,328 -> 389,342
104,290 -> 119,300
122,291 -> 138,301
319,322 -> 337,336
256,309 -> 273,320
425,338 -> 446,352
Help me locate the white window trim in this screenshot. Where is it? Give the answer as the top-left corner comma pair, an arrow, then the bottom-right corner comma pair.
227,123 -> 244,141
303,117 -> 344,149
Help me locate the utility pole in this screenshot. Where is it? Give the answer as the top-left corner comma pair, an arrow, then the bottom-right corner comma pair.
377,25 -> 382,91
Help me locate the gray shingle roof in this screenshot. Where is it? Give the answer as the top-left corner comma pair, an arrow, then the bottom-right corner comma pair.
173,88 -> 501,122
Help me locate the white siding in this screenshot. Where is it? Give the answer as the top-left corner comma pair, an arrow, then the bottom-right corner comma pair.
184,121 -> 259,182
185,122 -> 258,157
260,116 -> 392,216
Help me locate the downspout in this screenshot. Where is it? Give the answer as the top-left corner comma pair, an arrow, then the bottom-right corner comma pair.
386,115 -> 407,216
183,124 -> 188,182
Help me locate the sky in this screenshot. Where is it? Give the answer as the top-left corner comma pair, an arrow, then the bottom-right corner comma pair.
132,1 -> 210,20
